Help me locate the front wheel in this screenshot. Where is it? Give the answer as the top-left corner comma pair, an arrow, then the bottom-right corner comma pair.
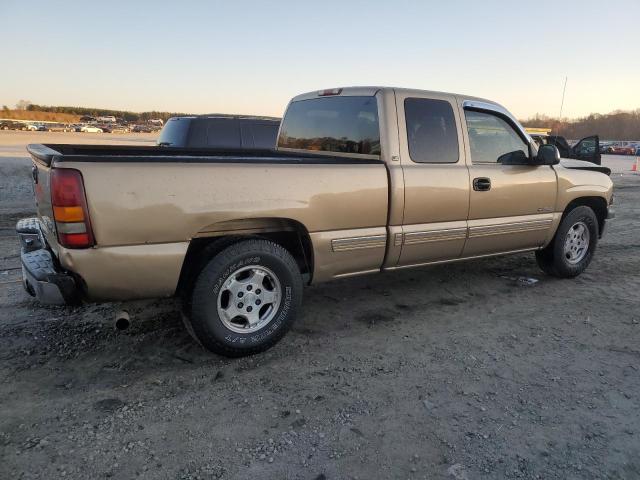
536,206 -> 598,278
186,239 -> 303,357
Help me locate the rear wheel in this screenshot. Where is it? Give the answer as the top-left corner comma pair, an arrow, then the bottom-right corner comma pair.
186,239 -> 303,357
535,206 -> 598,278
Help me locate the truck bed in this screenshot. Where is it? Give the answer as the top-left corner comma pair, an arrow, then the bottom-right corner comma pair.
26,143 -> 390,298
27,144 -> 382,166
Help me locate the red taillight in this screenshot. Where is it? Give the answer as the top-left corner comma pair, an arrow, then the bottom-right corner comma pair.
51,169 -> 95,248
318,88 -> 342,96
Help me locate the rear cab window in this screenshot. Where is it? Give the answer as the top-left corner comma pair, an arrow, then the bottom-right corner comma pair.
278,96 -> 381,157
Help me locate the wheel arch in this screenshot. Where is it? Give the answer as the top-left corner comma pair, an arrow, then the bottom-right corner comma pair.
562,196 -> 607,236
176,217 -> 314,297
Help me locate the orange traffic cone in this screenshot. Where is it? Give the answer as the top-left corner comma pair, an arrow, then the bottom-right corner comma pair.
633,158 -> 639,173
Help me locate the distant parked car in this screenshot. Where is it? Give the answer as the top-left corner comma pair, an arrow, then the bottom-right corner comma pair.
609,146 -> 636,155
46,123 -> 73,132
96,115 -> 116,123
110,125 -> 130,133
132,124 -> 155,133
97,124 -> 112,133
80,125 -> 103,133
24,124 -> 39,131
1,120 -> 30,130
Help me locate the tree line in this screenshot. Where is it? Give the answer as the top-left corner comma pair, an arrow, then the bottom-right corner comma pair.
521,110 -> 640,141
22,103 -> 188,123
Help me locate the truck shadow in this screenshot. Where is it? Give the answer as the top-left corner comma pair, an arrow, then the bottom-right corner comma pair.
3,251 -> 546,392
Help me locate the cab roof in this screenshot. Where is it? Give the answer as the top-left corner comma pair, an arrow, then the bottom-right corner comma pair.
290,86 -> 497,107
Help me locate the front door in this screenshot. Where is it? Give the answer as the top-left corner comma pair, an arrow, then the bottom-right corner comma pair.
394,92 -> 470,267
571,135 -> 601,165
460,105 -> 557,257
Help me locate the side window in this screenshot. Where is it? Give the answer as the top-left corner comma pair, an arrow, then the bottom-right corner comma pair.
185,119 -> 207,147
464,110 -> 528,164
405,98 -> 459,163
251,124 -> 279,149
206,120 -> 241,148
240,124 -> 255,148
575,137 -> 596,154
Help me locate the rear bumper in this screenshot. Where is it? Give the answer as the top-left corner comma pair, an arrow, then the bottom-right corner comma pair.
17,218 -> 79,305
21,250 -> 78,304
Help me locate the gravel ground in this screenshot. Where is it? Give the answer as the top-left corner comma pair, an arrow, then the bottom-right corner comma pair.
1,132 -> 639,479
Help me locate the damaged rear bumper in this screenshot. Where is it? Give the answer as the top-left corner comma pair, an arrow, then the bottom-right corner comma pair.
16,217 -> 79,305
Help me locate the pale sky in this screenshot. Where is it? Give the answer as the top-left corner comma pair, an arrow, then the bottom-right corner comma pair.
2,0 -> 639,120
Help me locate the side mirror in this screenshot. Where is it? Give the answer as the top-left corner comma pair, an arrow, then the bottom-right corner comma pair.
498,149 -> 529,165
537,144 -> 560,165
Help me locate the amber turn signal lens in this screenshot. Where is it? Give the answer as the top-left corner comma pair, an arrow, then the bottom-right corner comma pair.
53,205 -> 84,222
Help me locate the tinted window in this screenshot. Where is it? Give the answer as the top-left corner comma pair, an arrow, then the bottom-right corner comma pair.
181,119 -> 242,148
575,137 -> 596,154
278,96 -> 380,155
185,119 -> 208,147
157,117 -> 191,146
405,98 -> 459,163
206,119 -> 241,148
464,110 -> 528,163
250,123 -> 279,149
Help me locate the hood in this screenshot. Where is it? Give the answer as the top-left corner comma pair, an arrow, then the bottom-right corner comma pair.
560,158 -> 611,176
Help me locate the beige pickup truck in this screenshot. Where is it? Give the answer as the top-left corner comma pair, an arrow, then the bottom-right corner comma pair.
18,86 -> 614,356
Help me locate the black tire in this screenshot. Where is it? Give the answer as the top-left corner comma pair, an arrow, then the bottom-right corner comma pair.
535,206 -> 598,278
187,239 -> 303,357
534,246 -> 557,276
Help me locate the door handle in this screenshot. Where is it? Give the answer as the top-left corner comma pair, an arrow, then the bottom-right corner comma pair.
473,177 -> 491,191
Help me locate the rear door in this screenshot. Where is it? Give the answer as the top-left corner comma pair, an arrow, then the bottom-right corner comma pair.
459,102 -> 557,257
395,91 -> 470,266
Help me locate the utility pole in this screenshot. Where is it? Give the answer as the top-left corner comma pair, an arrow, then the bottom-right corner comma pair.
558,76 -> 568,134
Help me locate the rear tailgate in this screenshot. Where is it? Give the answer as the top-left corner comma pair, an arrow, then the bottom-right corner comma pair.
26,144 -> 62,254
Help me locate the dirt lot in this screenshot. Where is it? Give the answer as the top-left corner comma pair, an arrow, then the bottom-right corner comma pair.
1,131 -> 639,479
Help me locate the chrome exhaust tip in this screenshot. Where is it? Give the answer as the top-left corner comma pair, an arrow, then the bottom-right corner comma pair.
114,310 -> 130,330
